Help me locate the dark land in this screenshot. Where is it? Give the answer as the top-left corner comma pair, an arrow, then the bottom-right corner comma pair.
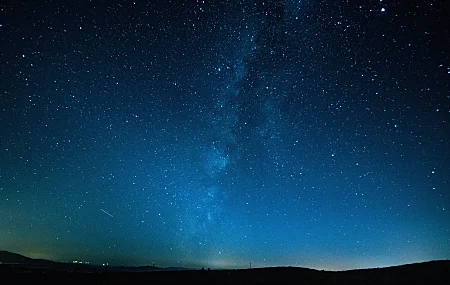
1,251 -> 449,284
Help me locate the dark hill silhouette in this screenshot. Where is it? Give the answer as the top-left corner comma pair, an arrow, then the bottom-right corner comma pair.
0,250 -> 34,264
0,250 -> 58,266
1,250 -> 449,284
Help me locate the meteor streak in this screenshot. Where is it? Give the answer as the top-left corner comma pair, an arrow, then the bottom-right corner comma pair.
100,209 -> 113,218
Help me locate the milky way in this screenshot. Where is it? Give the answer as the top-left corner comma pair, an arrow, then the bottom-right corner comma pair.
0,0 -> 449,270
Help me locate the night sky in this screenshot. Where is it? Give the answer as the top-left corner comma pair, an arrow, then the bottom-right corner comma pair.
1,0 -> 449,270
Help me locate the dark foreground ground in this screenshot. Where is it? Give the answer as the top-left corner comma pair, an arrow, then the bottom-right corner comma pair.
1,260 -> 449,285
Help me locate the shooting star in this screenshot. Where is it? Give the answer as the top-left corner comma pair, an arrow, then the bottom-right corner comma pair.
100,209 -> 113,218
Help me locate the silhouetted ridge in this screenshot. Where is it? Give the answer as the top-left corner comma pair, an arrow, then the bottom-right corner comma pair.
0,250 -> 35,264
1,251 -> 449,285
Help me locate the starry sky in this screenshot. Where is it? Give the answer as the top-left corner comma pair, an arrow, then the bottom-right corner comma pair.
0,0 -> 449,270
